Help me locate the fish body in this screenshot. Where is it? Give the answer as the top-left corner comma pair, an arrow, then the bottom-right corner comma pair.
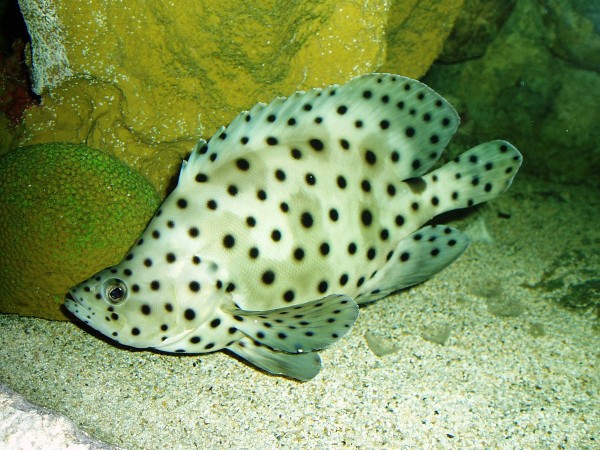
66,73 -> 522,380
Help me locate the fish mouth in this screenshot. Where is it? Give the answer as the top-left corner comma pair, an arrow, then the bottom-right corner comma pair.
64,292 -> 85,320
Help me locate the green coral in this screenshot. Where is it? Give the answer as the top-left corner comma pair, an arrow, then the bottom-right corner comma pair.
0,142 -> 160,320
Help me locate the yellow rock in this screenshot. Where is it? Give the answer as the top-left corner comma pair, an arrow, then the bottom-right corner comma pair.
18,0 -> 463,195
0,143 -> 160,320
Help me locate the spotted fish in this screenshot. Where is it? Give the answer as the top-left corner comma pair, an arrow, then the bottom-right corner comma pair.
65,73 -> 522,380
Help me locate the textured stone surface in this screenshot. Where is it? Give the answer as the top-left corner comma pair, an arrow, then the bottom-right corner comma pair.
0,143 -> 160,320
424,0 -> 600,184
0,383 -> 116,449
439,0 -> 517,62
17,0 -> 463,195
538,0 -> 600,73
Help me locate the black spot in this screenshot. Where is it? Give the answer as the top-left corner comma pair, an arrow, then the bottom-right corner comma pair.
283,290 -> 295,302
189,281 -> 201,292
167,220 -> 175,228
305,173 -> 316,185
287,118 -> 297,126
257,189 -> 267,201
430,134 -> 439,144
485,162 -> 493,171
361,209 -> 373,226
400,252 -> 409,262
192,256 -> 201,265
165,303 -> 173,312
329,208 -> 339,222
267,114 -> 276,122
293,247 -> 305,261
337,105 -> 348,115
132,284 -> 140,292
249,247 -> 259,259
381,95 -> 389,103
431,196 -> 439,206
387,184 -> 396,196
355,120 -> 363,128
246,216 -> 256,227
356,277 -> 365,287
469,155 -> 478,164
484,182 -> 493,192
471,176 -> 480,186
123,269 -> 132,276
412,159 -> 421,170
161,324 -> 168,331
379,120 -> 390,130
339,139 -> 350,150
395,215 -> 405,226
277,332 -> 287,340
132,328 -> 140,336
452,191 -> 459,200
189,227 -> 200,238
300,212 -> 313,228
391,151 -> 399,162
144,258 -> 152,268
317,280 -> 328,293
280,202 -> 289,213
207,199 -> 217,210
314,116 -> 323,124
309,139 -> 324,151
380,229 -> 389,241
150,280 -> 160,290
337,176 -> 347,189
210,318 -> 221,328
190,336 -> 201,344
195,173 -> 208,183
365,150 -> 377,165
240,136 -> 249,145
405,127 -> 416,138
361,179 -> 371,192
348,242 -> 357,255
366,247 -> 377,261
363,90 -> 372,99
303,103 -> 312,111
262,270 -> 275,285
411,202 -> 419,211
204,343 -> 215,350
271,229 -> 282,242
397,101 -> 405,110
184,308 -> 196,320
339,274 -> 349,286
448,239 -> 457,246
141,305 -> 151,315
291,148 -> 302,159
431,248 -> 440,257
266,136 -> 279,146
442,117 -> 451,126
177,198 -> 188,209
236,158 -> 250,171
227,185 -> 238,196
319,242 -> 330,256
271,169 -> 285,182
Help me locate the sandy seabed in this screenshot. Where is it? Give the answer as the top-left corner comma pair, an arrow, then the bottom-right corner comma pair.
1,173 -> 598,449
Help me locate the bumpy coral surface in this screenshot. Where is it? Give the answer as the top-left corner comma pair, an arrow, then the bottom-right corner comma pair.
0,142 -> 160,320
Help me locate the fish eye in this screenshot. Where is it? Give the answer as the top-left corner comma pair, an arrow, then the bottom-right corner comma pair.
101,278 -> 129,305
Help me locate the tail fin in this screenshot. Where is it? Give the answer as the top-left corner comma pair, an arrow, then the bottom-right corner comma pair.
423,140 -> 522,212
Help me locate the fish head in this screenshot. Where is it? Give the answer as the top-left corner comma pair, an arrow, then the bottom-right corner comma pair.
65,252 -> 222,350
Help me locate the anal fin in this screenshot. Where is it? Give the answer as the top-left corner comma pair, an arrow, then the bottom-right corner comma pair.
356,225 -> 470,304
